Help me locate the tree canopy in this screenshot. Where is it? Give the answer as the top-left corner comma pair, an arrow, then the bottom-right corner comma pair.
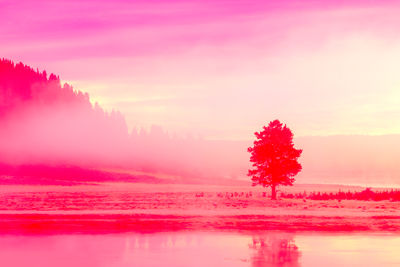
248,120 -> 302,199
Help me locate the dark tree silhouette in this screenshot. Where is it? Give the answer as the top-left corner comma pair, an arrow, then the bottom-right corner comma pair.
248,120 -> 302,200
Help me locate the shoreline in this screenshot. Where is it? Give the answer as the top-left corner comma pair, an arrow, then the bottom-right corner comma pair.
2,183 -> 400,235
1,213 -> 400,234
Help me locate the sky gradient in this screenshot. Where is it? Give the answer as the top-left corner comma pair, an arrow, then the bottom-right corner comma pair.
2,0 -> 400,140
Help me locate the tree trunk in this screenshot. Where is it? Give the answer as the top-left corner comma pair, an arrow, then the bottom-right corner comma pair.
271,185 -> 277,200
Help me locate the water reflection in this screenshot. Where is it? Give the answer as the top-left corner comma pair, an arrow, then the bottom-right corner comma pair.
1,232 -> 400,266
250,234 -> 301,267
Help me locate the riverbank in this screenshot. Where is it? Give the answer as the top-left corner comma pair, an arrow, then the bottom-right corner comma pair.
1,213 -> 400,234
2,183 -> 400,234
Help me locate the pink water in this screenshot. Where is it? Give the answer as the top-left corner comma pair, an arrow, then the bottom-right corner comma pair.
1,232 -> 399,267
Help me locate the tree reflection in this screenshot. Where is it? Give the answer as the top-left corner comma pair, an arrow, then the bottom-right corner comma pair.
249,233 -> 301,267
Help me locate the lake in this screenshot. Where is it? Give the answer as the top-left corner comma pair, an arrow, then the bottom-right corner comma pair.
0,231 -> 399,267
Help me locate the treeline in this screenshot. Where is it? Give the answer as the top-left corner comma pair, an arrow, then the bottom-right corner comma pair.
0,58 -> 247,180
280,188 -> 400,201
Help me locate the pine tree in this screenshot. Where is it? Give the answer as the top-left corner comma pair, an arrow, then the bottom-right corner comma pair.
248,120 -> 302,200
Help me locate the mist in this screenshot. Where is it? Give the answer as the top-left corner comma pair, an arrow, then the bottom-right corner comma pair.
0,59 -> 248,181
1,59 -> 400,186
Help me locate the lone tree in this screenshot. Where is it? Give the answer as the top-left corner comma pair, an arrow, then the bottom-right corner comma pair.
248,120 -> 302,200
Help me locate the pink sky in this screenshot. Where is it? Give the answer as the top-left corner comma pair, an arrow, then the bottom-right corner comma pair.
2,0 -> 400,140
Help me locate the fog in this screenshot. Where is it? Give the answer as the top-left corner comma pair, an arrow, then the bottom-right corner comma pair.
0,59 -> 248,181
1,59 -> 400,186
